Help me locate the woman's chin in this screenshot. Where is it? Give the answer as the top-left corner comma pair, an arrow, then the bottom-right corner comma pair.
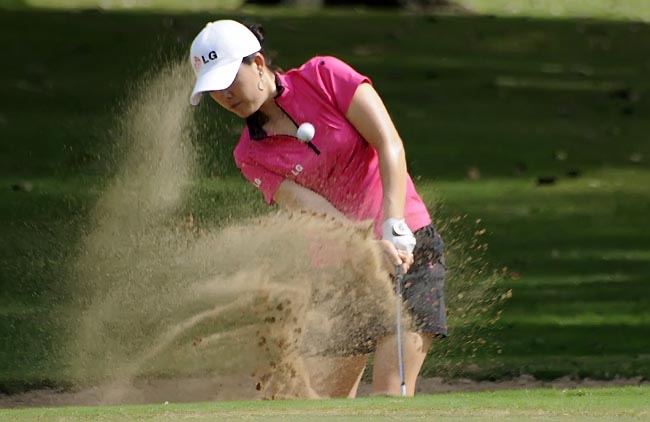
234,107 -> 255,118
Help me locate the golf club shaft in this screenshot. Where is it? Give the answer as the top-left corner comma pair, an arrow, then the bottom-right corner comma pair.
395,265 -> 407,396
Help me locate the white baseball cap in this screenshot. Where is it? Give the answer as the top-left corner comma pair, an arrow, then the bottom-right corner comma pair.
189,20 -> 262,106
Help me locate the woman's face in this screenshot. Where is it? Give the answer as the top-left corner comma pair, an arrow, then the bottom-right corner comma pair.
209,59 -> 266,118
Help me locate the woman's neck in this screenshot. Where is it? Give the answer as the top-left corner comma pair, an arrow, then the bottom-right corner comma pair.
257,69 -> 279,119
255,69 -> 297,136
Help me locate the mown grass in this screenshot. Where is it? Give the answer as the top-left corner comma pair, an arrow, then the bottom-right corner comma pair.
2,387 -> 649,421
1,5 -> 649,393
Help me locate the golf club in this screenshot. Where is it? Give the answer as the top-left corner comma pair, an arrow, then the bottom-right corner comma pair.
395,264 -> 407,397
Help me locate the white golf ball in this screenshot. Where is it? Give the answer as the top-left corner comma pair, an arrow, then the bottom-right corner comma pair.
296,122 -> 315,143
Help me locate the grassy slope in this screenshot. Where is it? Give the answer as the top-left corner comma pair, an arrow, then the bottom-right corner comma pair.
2,387 -> 649,421
0,8 -> 649,391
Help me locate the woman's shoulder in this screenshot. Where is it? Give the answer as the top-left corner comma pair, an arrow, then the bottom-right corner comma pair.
302,55 -> 350,67
284,56 -> 369,112
287,56 -> 365,91
295,56 -> 357,75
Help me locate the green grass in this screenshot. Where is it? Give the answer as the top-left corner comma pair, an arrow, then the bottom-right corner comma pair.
2,387 -> 649,421
424,168 -> 650,380
0,4 -> 649,396
458,0 -> 650,22
1,0 -> 242,12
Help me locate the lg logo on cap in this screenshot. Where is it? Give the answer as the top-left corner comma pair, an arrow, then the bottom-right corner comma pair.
202,51 -> 218,63
192,51 -> 218,72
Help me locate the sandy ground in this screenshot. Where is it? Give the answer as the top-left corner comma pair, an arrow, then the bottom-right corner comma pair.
1,375 -> 647,409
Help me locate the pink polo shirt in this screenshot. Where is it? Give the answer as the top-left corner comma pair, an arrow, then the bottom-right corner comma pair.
233,56 -> 430,238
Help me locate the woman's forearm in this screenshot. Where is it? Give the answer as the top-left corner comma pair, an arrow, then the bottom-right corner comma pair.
273,179 -> 348,220
376,137 -> 407,220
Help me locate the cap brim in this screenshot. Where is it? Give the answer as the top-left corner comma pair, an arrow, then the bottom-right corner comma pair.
189,58 -> 242,106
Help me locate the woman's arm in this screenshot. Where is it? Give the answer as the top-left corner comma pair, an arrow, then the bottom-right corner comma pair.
273,178 -> 411,274
346,83 -> 415,254
273,179 -> 347,219
345,83 -> 407,222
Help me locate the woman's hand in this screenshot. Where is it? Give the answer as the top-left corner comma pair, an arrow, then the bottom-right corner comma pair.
377,239 -> 413,276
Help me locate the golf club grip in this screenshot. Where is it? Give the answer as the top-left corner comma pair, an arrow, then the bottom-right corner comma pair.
395,265 -> 404,299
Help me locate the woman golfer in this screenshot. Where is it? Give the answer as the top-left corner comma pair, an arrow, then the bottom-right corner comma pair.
188,20 -> 446,398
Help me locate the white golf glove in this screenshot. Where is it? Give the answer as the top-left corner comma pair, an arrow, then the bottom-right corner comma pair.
381,217 -> 416,254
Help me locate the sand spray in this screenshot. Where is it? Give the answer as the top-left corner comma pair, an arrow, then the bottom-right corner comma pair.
66,60 -> 401,402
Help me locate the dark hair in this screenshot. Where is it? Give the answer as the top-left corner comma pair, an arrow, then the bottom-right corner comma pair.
242,23 -> 280,72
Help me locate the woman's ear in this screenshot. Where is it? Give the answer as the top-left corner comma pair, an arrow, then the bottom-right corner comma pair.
253,53 -> 266,72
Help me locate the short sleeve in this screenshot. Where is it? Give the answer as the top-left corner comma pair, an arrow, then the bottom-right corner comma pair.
234,148 -> 285,205
300,56 -> 371,114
